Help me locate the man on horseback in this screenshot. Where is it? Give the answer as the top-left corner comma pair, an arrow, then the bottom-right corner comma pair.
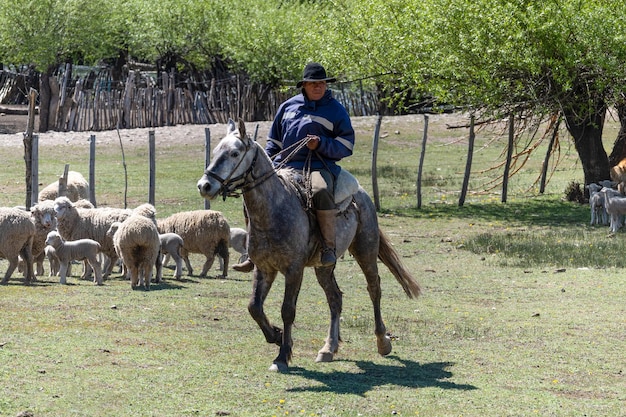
233,62 -> 355,272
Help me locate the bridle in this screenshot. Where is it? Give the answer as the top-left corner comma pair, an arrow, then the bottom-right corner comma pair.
205,133 -> 312,201
205,135 -> 277,201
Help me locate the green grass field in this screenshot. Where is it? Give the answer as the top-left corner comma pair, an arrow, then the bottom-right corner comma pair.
0,114 -> 624,416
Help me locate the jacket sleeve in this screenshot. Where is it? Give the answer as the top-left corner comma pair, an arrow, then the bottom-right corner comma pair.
265,108 -> 284,158
316,106 -> 355,161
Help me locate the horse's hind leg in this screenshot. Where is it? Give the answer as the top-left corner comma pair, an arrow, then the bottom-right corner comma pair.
314,265 -> 342,362
351,247 -> 392,357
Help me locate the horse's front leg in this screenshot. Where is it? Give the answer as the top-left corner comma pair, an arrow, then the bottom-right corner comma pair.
270,269 -> 304,372
314,265 -> 342,362
248,269 -> 282,345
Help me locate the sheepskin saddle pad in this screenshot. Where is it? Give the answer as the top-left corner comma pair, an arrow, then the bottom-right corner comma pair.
276,167 -> 360,213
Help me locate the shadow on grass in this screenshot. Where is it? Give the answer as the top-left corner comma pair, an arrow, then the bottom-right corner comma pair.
385,197 -> 588,227
288,356 -> 476,395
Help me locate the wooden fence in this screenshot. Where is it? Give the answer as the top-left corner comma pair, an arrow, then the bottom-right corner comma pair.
0,68 -> 384,132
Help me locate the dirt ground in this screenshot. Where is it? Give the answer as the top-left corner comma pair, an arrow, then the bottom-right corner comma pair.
0,106 -> 446,149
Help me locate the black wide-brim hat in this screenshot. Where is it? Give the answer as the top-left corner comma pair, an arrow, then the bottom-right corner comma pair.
296,62 -> 337,88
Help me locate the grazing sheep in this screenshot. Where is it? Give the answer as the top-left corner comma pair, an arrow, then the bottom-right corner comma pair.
159,233 -> 184,280
600,187 -> 626,233
54,196 -> 132,279
0,207 -> 36,285
157,210 -> 230,278
38,171 -> 90,202
111,214 -> 161,290
45,231 -> 102,285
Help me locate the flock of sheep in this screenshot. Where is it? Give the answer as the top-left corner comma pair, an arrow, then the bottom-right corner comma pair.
0,171 -> 249,289
588,167 -> 626,233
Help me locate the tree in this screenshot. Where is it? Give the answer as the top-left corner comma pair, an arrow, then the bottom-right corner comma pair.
314,0 -> 626,185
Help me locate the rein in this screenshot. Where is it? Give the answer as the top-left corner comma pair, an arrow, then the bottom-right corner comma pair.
210,135 -> 311,200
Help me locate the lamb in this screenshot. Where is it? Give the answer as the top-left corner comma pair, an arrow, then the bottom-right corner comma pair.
159,233 -> 185,280
0,207 -> 36,285
45,245 -> 62,276
111,213 -> 161,290
45,231 -> 103,285
157,210 -> 230,278
38,171 -> 90,202
54,196 -> 132,279
600,187 -> 626,233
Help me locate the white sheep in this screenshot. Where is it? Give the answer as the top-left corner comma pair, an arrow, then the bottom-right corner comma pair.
38,171 -> 90,203
111,214 -> 161,290
45,231 -> 102,285
159,233 -> 184,280
54,196 -> 132,279
29,200 -> 58,276
157,210 -> 230,278
600,187 -> 626,233
0,207 -> 36,285
45,245 -> 62,276
217,227 -> 248,271
586,183 -> 609,226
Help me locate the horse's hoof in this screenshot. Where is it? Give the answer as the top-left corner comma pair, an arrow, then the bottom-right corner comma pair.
377,335 -> 392,356
315,352 -> 334,363
269,361 -> 288,372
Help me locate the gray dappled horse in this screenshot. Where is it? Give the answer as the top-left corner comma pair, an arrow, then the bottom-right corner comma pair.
197,119 -> 421,372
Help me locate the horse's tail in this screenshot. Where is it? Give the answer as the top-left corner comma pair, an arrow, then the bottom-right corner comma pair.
378,229 -> 421,299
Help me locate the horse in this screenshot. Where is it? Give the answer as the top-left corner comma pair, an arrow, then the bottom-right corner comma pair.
197,119 -> 421,372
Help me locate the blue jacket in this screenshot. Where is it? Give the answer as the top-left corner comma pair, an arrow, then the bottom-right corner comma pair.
266,89 -> 355,178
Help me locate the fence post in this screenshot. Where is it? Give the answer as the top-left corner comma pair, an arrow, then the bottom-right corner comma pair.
416,115 -> 429,209
502,113 -> 514,203
149,130 -> 155,206
459,115 -> 475,207
204,127 -> 211,209
31,135 -> 39,207
371,114 -> 382,211
89,134 -> 97,207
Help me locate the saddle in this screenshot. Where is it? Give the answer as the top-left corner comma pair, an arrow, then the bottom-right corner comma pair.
277,167 -> 360,213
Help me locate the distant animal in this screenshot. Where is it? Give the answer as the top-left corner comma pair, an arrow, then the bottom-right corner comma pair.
610,158 -> 626,194
196,119 -> 421,371
45,231 -> 102,285
38,171 -> 90,202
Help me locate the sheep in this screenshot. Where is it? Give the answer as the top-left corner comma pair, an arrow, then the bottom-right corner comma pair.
159,233 -> 184,280
45,245 -> 62,276
157,210 -> 230,278
45,231 -> 102,285
0,207 -> 36,285
217,227 -> 248,271
54,196 -> 132,279
586,183 -> 610,226
38,171 -> 90,203
600,187 -> 626,233
111,213 -> 161,290
29,200 -> 58,276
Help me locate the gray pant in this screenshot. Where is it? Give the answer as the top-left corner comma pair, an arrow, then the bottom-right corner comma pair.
311,169 -> 335,210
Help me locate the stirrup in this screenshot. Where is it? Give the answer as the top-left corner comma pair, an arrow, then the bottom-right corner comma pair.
320,248 -> 336,266
233,258 -> 255,272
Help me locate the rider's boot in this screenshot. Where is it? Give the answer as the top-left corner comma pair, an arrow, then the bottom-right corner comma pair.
317,209 -> 338,266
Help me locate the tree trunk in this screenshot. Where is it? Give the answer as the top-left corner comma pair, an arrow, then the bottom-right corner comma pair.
608,102 -> 626,166
563,103 -> 610,186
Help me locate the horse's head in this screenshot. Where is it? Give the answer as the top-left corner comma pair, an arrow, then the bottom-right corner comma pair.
197,118 -> 258,200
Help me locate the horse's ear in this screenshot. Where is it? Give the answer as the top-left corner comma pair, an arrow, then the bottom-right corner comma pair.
238,118 -> 247,138
227,119 -> 237,135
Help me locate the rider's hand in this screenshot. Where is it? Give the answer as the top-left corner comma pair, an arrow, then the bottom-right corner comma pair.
306,135 -> 320,150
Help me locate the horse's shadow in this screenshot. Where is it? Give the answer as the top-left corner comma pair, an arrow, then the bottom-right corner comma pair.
287,356 -> 477,395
